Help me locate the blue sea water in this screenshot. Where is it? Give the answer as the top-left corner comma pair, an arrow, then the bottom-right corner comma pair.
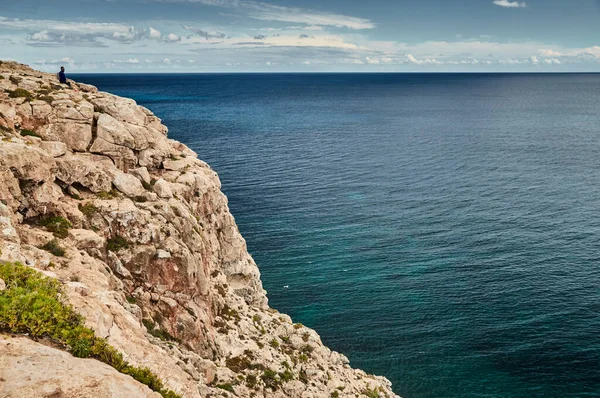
75,73 -> 600,398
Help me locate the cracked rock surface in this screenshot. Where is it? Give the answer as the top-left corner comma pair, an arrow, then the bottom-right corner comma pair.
0,61 -> 399,398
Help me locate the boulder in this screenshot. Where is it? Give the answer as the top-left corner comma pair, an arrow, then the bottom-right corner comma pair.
0,335 -> 162,398
30,100 -> 53,119
69,229 -> 105,252
39,140 -> 68,157
55,156 -> 112,193
91,96 -> 147,127
130,167 -> 151,185
0,142 -> 55,183
42,121 -> 93,152
113,171 -> 145,197
52,99 -> 94,122
153,178 -> 173,198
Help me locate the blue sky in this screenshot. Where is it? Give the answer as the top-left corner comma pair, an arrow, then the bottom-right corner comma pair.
1,0 -> 599,72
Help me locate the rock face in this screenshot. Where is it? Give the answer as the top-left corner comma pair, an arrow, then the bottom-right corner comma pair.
0,61 -> 399,398
0,335 -> 161,398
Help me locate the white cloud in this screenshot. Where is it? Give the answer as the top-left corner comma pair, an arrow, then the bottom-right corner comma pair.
493,0 -> 527,8
149,27 -> 162,39
31,30 -> 50,41
163,58 -> 172,64
183,25 -> 227,39
0,16 -> 142,46
114,58 -> 140,64
166,33 -> 181,42
544,58 -> 561,64
34,57 -> 76,65
407,54 -> 441,65
499,58 -> 525,64
538,49 -> 562,57
149,0 -> 374,29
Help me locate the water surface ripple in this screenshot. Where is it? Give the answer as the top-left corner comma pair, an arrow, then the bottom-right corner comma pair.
76,73 -> 600,398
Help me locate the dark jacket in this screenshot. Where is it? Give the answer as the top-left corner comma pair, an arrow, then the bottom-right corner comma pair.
59,71 -> 67,84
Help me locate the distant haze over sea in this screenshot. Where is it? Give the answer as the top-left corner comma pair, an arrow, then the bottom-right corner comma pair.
76,73 -> 600,398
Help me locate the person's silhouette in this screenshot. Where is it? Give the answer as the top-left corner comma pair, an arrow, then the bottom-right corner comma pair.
58,66 -> 69,85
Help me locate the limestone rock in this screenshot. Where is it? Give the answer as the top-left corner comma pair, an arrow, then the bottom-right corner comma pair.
76,82 -> 99,93
130,166 -> 151,185
153,178 -> 173,198
0,142 -> 55,183
39,140 -> 68,157
0,335 -> 161,398
0,61 -> 400,398
69,228 -> 105,252
55,155 -> 112,193
113,171 -> 146,197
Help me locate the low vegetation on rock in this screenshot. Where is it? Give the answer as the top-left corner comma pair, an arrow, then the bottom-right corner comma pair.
0,261 -> 181,398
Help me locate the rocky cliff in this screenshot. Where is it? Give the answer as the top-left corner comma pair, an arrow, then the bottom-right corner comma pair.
0,61 -> 399,398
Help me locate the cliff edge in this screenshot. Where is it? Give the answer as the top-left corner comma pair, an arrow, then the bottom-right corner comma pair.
0,61 -> 399,398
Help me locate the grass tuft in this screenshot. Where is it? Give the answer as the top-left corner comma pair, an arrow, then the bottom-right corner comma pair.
40,239 -> 66,257
362,388 -> 381,398
215,383 -> 235,393
107,235 -> 129,252
78,203 -> 99,218
20,129 -> 41,139
39,216 -> 72,239
6,88 -> 34,101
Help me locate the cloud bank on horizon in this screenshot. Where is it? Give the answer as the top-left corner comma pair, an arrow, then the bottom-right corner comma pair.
0,0 -> 598,72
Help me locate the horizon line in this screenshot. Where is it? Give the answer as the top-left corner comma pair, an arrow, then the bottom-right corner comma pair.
69,71 -> 600,75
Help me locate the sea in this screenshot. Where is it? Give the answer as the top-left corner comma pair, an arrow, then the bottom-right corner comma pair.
74,73 -> 600,398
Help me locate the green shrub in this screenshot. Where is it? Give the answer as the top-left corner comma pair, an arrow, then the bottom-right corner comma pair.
261,369 -> 281,391
299,369 -> 308,384
0,75 -> 4,80
269,339 -> 279,349
97,189 -> 119,199
9,75 -> 21,85
0,125 -> 12,133
6,88 -> 34,101
40,239 -> 66,257
0,262 -> 181,398
219,304 -> 240,322
39,216 -> 72,239
143,318 -> 178,342
331,391 -> 340,398
226,355 -> 252,373
38,95 -> 54,104
245,374 -> 258,388
215,383 -> 235,393
37,88 -> 53,95
107,235 -> 129,252
362,388 -> 380,398
141,180 -> 154,190
279,369 -> 294,382
78,203 -> 99,218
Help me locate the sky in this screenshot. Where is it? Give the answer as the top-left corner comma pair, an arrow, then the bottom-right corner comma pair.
0,0 -> 599,72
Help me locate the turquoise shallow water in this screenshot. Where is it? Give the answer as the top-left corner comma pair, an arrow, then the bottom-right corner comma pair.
76,73 -> 600,398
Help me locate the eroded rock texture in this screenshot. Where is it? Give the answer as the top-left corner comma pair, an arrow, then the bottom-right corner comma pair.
0,61 -> 399,398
